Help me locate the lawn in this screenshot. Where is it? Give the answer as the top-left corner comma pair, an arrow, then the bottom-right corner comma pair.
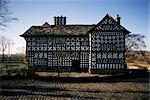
0,63 -> 27,75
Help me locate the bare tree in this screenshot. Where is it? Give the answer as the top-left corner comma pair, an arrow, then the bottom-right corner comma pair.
125,33 -> 146,61
0,0 -> 18,29
17,46 -> 25,54
0,35 -> 9,62
16,46 -> 26,64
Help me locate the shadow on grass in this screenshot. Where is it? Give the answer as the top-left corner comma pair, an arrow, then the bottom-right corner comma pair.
0,69 -> 149,99
0,69 -> 149,83
1,84 -> 96,99
1,84 -> 149,98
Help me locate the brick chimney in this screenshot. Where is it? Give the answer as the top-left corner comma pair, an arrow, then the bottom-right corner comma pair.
115,14 -> 121,25
54,15 -> 66,26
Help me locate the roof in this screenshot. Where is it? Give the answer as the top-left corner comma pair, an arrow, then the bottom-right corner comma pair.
20,14 -> 130,37
20,25 -> 95,37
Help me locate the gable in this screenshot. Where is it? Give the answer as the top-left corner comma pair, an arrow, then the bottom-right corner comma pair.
90,14 -> 130,33
42,22 -> 50,27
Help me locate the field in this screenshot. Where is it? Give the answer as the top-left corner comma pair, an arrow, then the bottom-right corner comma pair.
126,51 -> 150,71
0,72 -> 149,100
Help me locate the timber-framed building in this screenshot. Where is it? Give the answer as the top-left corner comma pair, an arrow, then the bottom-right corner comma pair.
20,14 -> 130,74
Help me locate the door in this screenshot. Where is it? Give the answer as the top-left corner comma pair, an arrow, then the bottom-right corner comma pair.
72,60 -> 80,71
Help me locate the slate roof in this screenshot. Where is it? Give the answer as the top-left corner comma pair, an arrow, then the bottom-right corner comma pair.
20,25 -> 95,37
20,14 -> 130,37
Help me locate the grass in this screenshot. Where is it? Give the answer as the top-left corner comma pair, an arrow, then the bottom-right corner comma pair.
0,63 -> 6,68
0,63 -> 20,69
0,62 -> 27,75
0,73 -> 149,100
127,62 -> 150,71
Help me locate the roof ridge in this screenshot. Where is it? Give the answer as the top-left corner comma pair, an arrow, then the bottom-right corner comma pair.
32,24 -> 96,27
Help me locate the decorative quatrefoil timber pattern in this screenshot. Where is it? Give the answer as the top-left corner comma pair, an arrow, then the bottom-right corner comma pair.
91,14 -> 129,33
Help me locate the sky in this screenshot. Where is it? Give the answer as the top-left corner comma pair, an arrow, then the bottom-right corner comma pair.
0,0 -> 149,54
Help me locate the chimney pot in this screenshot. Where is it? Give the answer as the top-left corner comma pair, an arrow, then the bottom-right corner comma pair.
54,16 -> 56,25
54,15 -> 66,26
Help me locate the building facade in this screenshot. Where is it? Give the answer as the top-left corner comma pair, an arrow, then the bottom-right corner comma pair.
20,14 -> 130,74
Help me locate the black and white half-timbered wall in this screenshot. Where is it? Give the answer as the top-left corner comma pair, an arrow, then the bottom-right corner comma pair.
20,14 -> 130,74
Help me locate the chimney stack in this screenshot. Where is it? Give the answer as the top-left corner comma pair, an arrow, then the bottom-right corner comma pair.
54,15 -> 67,26
54,16 -> 57,25
115,14 -> 121,25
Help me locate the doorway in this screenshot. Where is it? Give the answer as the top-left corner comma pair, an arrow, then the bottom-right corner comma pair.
72,60 -> 80,71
